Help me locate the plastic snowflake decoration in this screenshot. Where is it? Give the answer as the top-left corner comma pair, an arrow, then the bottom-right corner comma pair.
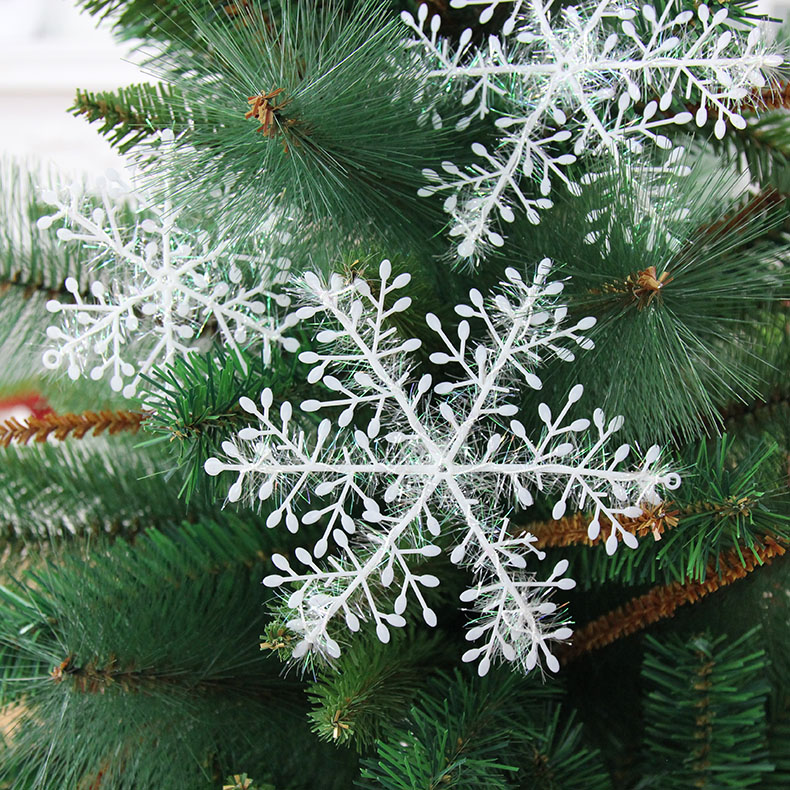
205,259 -> 680,675
39,167 -> 298,399
402,0 -> 782,259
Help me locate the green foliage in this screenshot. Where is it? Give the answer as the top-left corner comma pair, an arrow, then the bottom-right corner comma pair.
307,630 -> 448,750
640,629 -> 773,788
0,518 -> 357,789
141,343 -> 316,501
765,715 -> 790,790
359,670 -> 525,789
714,300 -> 790,445
359,670 -> 608,789
513,706 -> 612,790
568,436 -> 790,589
70,83 -> 193,154
0,437 -> 206,552
509,165 -> 790,446
75,0 -> 486,46
5,2 -> 790,788
76,0 -> 386,44
133,0 -> 469,253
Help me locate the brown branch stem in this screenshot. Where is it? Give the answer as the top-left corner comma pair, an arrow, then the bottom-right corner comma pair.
563,537 -> 786,662
0,409 -> 145,447
517,501 -> 680,548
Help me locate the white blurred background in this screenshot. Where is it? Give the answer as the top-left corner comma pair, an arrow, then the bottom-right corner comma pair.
0,0 -> 788,176
0,0 -> 145,173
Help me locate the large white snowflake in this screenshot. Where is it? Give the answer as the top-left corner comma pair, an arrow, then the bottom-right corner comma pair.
205,259 -> 679,674
39,168 -> 298,399
403,0 -> 782,259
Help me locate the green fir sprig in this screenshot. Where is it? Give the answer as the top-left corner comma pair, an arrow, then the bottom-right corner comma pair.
69,83 -> 193,154
131,0 -> 473,253
0,519 -> 358,789
141,344 -> 315,501
508,165 -> 790,446
359,670 -> 609,790
306,630 -> 449,750
640,629 -> 773,788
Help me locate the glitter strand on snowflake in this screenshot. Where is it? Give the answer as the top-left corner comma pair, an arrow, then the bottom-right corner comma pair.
205,258 -> 680,675
39,157 -> 299,399
402,0 -> 783,259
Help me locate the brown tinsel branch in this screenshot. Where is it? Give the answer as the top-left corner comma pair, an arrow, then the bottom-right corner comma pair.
521,496 -> 761,549
563,536 -> 787,662
0,409 -> 145,446
750,81 -> 790,112
519,501 -> 680,548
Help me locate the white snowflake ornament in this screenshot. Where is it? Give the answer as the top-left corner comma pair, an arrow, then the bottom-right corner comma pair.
39,169 -> 298,399
205,259 -> 680,675
403,0 -> 783,259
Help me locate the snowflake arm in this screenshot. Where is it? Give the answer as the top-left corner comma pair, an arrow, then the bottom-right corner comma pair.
262,482 -> 445,660
450,0 -> 529,35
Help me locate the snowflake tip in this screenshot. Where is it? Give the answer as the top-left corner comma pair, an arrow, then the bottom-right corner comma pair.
204,457 -> 225,476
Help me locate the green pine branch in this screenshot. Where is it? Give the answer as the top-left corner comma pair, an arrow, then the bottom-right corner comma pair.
306,630 -> 449,750
707,112 -> 790,187
75,0 -> 227,43
640,629 -> 773,788
510,165 -> 790,446
70,83 -> 193,154
0,437 -> 204,553
75,0 -> 401,44
513,705 -> 612,790
359,670 -> 608,789
125,0 -> 478,254
0,518 -> 358,789
765,715 -> 790,790
358,671 -> 529,790
141,344 -> 317,501
566,436 -> 790,589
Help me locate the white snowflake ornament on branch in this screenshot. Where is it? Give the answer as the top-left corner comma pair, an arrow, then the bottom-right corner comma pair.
205,258 -> 680,675
402,0 -> 783,259
39,167 -> 298,399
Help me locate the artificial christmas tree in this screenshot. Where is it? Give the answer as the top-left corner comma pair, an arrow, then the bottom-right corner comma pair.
2,0 -> 790,787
